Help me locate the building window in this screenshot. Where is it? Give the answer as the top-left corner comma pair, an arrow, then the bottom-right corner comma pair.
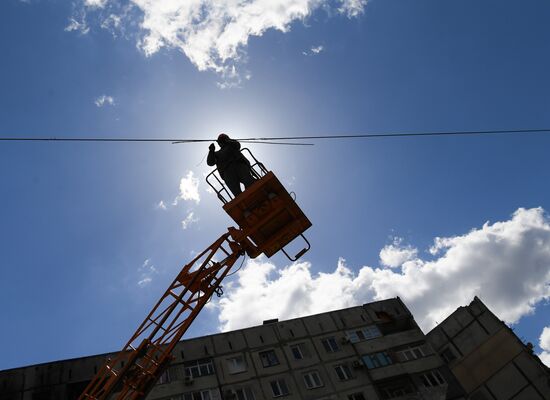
269,379 -> 289,397
226,355 -> 247,374
184,359 -> 214,378
348,393 -> 365,400
182,390 -> 214,400
398,345 -> 424,361
158,369 -> 171,384
334,364 -> 353,381
346,325 -> 382,343
226,387 -> 255,400
259,350 -> 279,367
441,347 -> 457,363
158,363 -> 187,383
321,337 -> 340,353
235,387 -> 255,400
303,371 -> 323,389
421,370 -> 445,387
290,343 -> 306,360
362,352 -> 393,369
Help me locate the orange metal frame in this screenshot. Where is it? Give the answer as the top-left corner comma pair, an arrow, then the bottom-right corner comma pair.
206,149 -> 312,261
224,172 -> 312,260
78,233 -> 243,400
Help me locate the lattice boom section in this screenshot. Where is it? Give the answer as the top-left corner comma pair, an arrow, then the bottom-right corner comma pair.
79,233 -> 243,400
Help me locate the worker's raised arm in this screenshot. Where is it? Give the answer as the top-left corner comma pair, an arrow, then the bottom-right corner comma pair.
207,143 -> 216,166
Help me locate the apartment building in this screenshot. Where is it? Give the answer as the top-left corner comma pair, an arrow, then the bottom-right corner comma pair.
1,298 -> 465,400
426,297 -> 550,400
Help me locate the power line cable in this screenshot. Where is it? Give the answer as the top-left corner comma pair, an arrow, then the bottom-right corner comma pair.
1,128 -> 550,144
240,128 -> 550,141
0,137 -> 312,146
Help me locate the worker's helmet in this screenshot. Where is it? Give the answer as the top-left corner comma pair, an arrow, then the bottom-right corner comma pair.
217,133 -> 229,145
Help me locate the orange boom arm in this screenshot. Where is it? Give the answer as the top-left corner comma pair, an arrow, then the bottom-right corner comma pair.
79,233 -> 243,400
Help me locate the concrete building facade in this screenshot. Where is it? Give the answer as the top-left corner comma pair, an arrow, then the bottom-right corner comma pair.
1,298 -> 464,400
426,297 -> 550,400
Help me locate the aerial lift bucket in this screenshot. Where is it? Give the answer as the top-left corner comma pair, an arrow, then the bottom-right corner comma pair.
206,148 -> 312,261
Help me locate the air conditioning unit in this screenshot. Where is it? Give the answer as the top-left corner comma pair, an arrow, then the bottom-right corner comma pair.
341,337 -> 351,344
184,375 -> 194,386
224,390 -> 237,399
352,360 -> 363,369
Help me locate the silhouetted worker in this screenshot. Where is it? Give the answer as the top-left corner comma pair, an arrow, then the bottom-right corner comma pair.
207,133 -> 256,197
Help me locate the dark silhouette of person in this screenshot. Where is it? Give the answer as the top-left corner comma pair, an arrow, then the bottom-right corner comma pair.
207,133 -> 256,197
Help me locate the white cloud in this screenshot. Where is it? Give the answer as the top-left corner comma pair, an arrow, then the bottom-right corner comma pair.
85,0 -> 107,8
138,277 -> 152,287
216,258 -> 363,331
101,14 -> 122,32
174,171 -> 200,204
181,211 -> 199,230
303,44 -> 324,56
538,326 -> 550,366
71,0 -> 369,85
214,208 -> 550,332
137,258 -> 158,287
311,45 -> 324,54
379,238 -> 417,268
339,0 -> 368,17
155,200 -> 167,210
65,17 -> 90,34
94,95 -> 115,107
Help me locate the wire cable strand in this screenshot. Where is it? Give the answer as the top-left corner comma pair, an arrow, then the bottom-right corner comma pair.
1,128 -> 550,144
240,128 -> 550,141
0,137 -> 312,146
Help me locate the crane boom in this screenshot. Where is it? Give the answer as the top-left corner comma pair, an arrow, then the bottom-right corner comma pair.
79,232 -> 244,400
79,149 -> 312,400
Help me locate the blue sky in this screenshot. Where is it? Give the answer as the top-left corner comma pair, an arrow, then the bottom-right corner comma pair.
1,0 -> 550,370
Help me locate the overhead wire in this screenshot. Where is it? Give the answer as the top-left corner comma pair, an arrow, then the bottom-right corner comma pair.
1,128 -> 550,144
238,128 -> 550,142
0,137 -> 313,145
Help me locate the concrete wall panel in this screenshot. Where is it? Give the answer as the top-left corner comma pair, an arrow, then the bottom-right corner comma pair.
511,385 -> 545,400
513,352 -> 550,400
486,363 -> 527,400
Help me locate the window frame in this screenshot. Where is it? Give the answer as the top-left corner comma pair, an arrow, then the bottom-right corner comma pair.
184,359 -> 215,378
234,386 -> 256,400
362,352 -> 393,369
290,343 -> 305,360
399,345 -> 425,362
334,364 -> 353,381
182,390 -> 213,400
346,325 -> 382,343
157,368 -> 171,385
302,370 -> 324,389
321,337 -> 340,353
269,379 -> 290,397
226,355 -> 247,374
259,350 -> 280,368
421,370 -> 446,387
